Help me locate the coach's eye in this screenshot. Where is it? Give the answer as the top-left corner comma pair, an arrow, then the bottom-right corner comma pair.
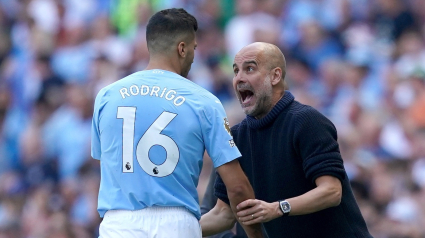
234,69 -> 239,75
247,66 -> 254,72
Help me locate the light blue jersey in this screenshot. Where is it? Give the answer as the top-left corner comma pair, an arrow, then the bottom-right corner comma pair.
91,69 -> 240,220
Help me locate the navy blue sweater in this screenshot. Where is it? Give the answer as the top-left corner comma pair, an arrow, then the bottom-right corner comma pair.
215,92 -> 372,238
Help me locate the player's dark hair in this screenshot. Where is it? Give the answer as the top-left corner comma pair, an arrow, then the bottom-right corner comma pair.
146,8 -> 198,54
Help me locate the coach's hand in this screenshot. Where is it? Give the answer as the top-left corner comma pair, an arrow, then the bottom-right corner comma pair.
236,199 -> 283,225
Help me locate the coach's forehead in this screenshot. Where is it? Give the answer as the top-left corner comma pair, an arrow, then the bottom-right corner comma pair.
234,44 -> 265,67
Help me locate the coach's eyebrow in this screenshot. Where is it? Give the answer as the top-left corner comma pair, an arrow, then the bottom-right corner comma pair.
243,60 -> 257,66
233,60 -> 258,68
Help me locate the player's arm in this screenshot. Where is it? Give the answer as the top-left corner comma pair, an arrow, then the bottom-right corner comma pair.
200,198 -> 236,236
91,88 -> 107,160
236,175 -> 342,225
216,160 -> 263,238
199,99 -> 262,237
200,169 -> 237,237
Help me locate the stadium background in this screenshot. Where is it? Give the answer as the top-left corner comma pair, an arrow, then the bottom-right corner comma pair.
0,0 -> 424,237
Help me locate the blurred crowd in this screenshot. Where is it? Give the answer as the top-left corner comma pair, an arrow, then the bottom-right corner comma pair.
0,0 -> 424,237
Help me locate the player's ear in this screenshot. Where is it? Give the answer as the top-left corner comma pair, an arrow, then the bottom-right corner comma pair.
178,42 -> 186,58
270,67 -> 282,86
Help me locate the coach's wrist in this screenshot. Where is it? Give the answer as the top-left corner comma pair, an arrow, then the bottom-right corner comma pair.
274,201 -> 283,217
279,200 -> 292,217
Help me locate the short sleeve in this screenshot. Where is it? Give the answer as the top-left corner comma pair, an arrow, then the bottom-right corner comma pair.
294,107 -> 346,183
91,90 -> 104,160
200,99 -> 241,168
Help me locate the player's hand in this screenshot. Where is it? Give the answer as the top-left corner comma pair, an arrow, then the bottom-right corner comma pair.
236,199 -> 281,225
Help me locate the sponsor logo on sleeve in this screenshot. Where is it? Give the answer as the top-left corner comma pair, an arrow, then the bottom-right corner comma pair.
223,118 -> 231,136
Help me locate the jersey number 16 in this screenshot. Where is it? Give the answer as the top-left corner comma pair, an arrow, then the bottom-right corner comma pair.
117,107 -> 180,177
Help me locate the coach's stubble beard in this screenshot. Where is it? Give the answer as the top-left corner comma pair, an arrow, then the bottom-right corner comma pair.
242,75 -> 274,119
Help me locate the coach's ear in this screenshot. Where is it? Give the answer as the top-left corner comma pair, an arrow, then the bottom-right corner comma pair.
178,41 -> 186,58
270,67 -> 282,86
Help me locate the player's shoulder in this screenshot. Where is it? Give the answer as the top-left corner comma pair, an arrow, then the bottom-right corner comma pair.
94,82 -> 115,103
196,89 -> 222,106
96,72 -> 140,96
133,69 -> 218,102
175,76 -> 219,102
165,73 -> 222,107
149,70 -> 223,108
183,82 -> 223,108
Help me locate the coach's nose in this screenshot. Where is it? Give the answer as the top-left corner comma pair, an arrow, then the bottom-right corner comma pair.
233,70 -> 247,88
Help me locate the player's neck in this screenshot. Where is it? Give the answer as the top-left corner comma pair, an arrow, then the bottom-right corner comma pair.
145,56 -> 182,75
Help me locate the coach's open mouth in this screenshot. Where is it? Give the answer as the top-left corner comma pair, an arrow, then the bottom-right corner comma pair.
239,89 -> 254,104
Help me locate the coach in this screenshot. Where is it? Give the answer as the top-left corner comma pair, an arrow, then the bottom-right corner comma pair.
200,42 -> 372,238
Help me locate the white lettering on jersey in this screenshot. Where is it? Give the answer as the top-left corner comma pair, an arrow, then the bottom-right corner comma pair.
151,86 -> 160,97
141,85 -> 149,95
120,88 -> 131,99
165,90 -> 176,101
174,96 -> 186,106
119,85 -> 186,106
160,87 -> 167,98
130,85 -> 139,95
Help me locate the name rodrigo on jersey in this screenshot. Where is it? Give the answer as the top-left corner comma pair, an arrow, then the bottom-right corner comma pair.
119,85 -> 186,106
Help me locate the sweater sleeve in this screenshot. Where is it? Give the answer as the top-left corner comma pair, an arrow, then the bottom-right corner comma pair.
293,106 -> 346,184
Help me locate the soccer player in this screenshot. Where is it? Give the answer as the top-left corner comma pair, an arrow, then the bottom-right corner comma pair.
91,9 -> 263,238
